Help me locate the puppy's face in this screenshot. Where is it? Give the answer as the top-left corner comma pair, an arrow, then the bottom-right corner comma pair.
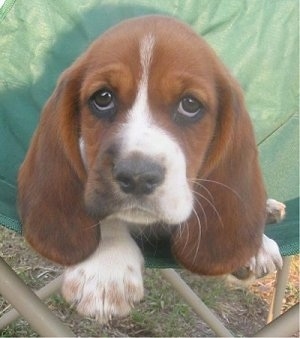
80,18 -> 220,226
19,16 -> 266,273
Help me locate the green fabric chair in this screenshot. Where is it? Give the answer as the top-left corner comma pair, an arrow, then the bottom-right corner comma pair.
0,0 -> 298,336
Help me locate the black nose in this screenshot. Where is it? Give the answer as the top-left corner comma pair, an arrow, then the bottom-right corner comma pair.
113,155 -> 165,195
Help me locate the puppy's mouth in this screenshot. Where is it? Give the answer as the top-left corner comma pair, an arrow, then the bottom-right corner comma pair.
107,206 -> 160,225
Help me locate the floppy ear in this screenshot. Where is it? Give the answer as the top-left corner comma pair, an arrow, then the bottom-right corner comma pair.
18,64 -> 100,266
171,73 -> 266,275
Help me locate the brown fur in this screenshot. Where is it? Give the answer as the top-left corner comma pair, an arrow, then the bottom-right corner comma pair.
18,66 -> 100,265
18,15 -> 266,273
171,76 -> 266,275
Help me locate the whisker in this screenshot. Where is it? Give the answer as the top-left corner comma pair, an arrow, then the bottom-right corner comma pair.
142,228 -> 160,255
173,196 -> 206,264
192,190 -> 224,229
174,222 -> 183,244
188,178 -> 215,203
180,220 -> 190,258
193,194 -> 208,231
178,222 -> 183,240
191,207 -> 202,266
190,178 -> 243,204
85,220 -> 101,230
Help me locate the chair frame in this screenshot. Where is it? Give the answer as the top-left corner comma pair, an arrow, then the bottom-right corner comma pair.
0,255 -> 298,337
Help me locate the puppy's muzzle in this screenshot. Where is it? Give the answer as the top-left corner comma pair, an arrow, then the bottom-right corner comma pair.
113,154 -> 165,196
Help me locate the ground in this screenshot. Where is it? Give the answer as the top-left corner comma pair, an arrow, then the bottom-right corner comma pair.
0,227 -> 299,337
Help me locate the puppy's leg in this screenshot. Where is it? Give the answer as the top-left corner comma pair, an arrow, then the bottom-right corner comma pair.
248,234 -> 283,277
62,219 -> 144,323
231,199 -> 285,282
266,198 -> 286,224
247,199 -> 285,277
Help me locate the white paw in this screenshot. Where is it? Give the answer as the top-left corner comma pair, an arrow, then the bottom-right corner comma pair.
61,234 -> 144,323
266,198 -> 286,224
249,234 -> 283,277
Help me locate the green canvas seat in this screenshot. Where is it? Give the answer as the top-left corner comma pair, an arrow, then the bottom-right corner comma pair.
0,0 -> 298,336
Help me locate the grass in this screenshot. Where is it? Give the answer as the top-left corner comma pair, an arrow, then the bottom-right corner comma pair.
0,226 -> 299,337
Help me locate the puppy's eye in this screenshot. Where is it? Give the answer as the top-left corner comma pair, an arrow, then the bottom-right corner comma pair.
174,96 -> 205,123
89,88 -> 117,120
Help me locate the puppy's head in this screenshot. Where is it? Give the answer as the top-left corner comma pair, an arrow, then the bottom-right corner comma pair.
18,15 -> 266,273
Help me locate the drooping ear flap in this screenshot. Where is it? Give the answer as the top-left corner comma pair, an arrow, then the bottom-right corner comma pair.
171,72 -> 266,275
18,64 -> 100,266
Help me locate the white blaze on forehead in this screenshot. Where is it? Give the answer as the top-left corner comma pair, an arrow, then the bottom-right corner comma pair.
122,33 -> 157,154
117,33 -> 194,225
140,33 -> 155,83
121,33 -> 180,158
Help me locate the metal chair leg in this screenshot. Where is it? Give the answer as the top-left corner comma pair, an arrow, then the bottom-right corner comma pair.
160,268 -> 233,337
254,302 -> 299,337
267,256 -> 292,322
0,272 -> 63,329
0,257 -> 74,337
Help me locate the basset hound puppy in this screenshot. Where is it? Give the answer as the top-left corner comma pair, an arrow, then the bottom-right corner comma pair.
18,15 -> 284,322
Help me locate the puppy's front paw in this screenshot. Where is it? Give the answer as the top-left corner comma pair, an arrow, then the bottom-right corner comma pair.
266,198 -> 286,224
61,239 -> 144,323
249,234 -> 283,277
